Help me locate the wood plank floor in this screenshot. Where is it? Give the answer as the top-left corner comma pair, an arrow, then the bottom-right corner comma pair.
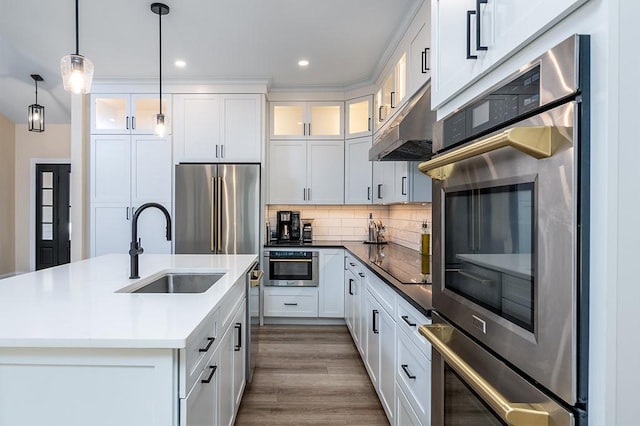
235,325 -> 389,425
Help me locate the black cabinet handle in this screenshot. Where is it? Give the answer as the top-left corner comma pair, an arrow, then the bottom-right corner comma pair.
367,186 -> 371,200
234,323 -> 242,351
358,272 -> 365,278
284,302 -> 298,306
126,207 -> 130,220
349,262 -> 356,267
368,117 -> 371,131
377,184 -> 383,199
390,92 -> 396,109
125,116 -> 130,130
348,278 -> 353,295
401,364 -> 416,379
378,106 -> 385,122
308,123 -> 311,135
303,123 -> 306,136
199,337 -> 215,353
202,365 -> 217,383
220,144 -> 224,158
401,315 -> 416,327
476,0 -> 488,52
132,116 -> 136,130
466,10 -> 478,59
372,310 -> 379,334
421,48 -> 430,73
401,176 -> 407,195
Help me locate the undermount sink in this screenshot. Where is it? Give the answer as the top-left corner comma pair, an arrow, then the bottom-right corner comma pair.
124,273 -> 225,294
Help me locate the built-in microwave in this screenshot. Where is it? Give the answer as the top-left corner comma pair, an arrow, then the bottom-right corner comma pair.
263,250 -> 319,287
419,34 -> 590,423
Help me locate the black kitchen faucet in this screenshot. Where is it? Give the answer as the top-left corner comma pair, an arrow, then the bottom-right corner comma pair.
129,203 -> 172,279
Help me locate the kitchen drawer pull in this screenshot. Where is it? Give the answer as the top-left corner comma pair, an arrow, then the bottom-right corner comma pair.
284,302 -> 298,306
349,262 -> 356,267
199,337 -> 215,353
234,323 -> 242,351
476,0 -> 488,52
358,272 -> 365,278
401,364 -> 416,380
401,176 -> 407,195
466,10 -> 478,59
401,315 -> 417,327
348,278 -> 354,295
373,309 -> 379,334
201,365 -> 218,384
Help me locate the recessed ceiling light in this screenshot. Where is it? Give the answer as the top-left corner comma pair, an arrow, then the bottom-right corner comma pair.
298,60 -> 309,67
175,60 -> 186,68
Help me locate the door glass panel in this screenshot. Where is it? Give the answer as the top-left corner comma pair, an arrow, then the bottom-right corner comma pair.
310,105 -> 340,136
444,182 -> 534,331
444,365 -> 506,425
42,171 -> 53,188
95,97 -> 127,130
42,206 -> 53,222
273,105 -> 304,136
42,189 -> 53,206
348,100 -> 370,134
42,223 -> 53,241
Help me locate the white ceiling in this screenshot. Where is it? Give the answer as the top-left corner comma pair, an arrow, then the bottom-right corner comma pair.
0,0 -> 420,125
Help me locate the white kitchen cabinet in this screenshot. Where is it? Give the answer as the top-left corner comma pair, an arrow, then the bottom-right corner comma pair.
270,101 -> 344,140
374,53 -> 408,133
393,161 -> 433,204
90,134 -> 172,257
91,93 -> 171,135
181,349 -> 219,426
268,140 -> 344,204
173,93 -> 262,163
232,302 -> 246,411
345,137 -> 373,205
263,286 -> 319,317
346,96 -> 372,139
372,161 -> 397,204
408,1 -> 432,95
431,0 -> 589,108
318,249 -> 345,318
396,383 -> 423,426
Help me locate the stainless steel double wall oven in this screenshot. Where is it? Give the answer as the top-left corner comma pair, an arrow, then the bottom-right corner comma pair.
420,35 -> 590,425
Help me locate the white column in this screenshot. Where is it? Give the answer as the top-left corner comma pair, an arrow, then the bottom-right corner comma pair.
70,94 -> 87,261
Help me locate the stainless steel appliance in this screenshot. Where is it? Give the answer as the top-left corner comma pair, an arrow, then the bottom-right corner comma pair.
302,219 -> 313,243
419,35 -> 589,424
174,163 -> 260,254
263,250 -> 319,287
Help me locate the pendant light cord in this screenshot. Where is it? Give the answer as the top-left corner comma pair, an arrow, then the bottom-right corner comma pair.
35,80 -> 38,104
158,10 -> 162,115
75,0 -> 79,55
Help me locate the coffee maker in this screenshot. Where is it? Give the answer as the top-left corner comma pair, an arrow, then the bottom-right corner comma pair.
276,210 -> 301,242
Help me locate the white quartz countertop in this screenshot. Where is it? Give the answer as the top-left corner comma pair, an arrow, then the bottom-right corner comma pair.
0,254 -> 258,349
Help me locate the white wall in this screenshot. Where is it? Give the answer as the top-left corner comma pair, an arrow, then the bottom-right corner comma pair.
0,113 -> 16,276
14,124 -> 71,273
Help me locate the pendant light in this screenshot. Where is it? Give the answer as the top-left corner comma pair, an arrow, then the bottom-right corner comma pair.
60,0 -> 94,94
28,74 -> 45,133
151,3 -> 170,137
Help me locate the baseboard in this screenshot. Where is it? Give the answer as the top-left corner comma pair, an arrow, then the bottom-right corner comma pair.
262,317 -> 346,326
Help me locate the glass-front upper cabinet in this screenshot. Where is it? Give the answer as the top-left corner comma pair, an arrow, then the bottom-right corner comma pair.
346,96 -> 372,139
270,101 -> 343,139
91,94 -> 171,135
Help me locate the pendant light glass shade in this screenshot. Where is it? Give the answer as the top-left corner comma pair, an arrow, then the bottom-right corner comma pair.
61,54 -> 94,94
155,113 -> 166,137
28,74 -> 45,133
61,0 -> 94,94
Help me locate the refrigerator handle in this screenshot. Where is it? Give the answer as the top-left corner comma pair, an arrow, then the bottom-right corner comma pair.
217,176 -> 223,252
210,176 -> 216,253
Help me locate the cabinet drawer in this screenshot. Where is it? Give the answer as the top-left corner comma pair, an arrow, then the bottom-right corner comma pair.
181,308 -> 220,398
396,297 -> 432,360
345,255 -> 364,278
219,279 -> 246,331
396,328 -> 431,426
366,273 -> 396,316
396,382 -> 423,426
181,347 -> 220,426
264,287 -> 319,317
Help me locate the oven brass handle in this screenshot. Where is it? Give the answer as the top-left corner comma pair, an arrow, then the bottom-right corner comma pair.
250,270 -> 263,287
419,324 -> 549,426
419,126 -> 560,180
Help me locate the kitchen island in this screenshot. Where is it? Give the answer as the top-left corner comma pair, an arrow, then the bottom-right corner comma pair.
0,253 -> 258,426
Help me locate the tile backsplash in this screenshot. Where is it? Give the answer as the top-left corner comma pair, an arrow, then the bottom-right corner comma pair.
267,204 -> 432,253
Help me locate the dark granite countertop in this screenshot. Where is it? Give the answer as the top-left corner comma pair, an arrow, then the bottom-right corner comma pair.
264,240 -> 432,317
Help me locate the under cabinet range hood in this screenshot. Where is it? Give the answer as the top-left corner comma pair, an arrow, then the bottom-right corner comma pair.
369,82 -> 436,161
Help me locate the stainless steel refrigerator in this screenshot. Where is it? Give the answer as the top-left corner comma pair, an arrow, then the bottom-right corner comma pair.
175,163 -> 260,254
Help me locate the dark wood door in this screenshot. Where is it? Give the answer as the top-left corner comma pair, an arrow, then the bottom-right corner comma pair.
35,164 -> 71,270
